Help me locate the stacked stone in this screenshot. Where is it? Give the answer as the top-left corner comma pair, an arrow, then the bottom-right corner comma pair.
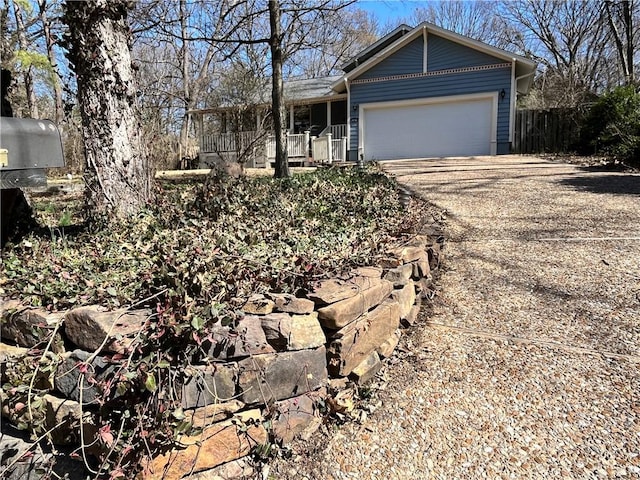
309,234 -> 437,386
144,292 -> 333,479
0,296 -> 330,480
0,231 -> 443,480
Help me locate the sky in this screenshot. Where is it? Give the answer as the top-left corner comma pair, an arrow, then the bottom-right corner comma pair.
356,0 -> 421,24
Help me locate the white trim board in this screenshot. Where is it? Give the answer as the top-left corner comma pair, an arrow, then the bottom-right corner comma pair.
422,27 -> 428,73
509,60 -> 516,143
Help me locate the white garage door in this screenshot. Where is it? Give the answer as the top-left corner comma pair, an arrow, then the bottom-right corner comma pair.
362,96 -> 495,160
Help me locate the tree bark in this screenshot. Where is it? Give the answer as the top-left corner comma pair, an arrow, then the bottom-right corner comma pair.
269,0 -> 290,178
604,0 -> 635,85
0,3 -> 10,63
623,0 -> 634,84
13,0 -> 39,118
37,0 -> 64,125
63,0 -> 153,220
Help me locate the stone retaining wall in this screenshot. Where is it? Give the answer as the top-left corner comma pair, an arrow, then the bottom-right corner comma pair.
0,230 -> 444,480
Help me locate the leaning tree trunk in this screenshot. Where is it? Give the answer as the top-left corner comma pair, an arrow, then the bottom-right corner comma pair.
269,0 -> 290,178
63,0 -> 153,221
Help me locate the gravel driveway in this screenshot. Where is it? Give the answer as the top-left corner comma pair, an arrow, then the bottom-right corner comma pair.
271,156 -> 640,480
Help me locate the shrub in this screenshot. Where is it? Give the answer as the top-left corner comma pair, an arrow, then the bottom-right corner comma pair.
579,85 -> 640,165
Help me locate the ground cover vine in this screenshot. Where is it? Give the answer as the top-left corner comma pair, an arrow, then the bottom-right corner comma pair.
1,166 -> 427,477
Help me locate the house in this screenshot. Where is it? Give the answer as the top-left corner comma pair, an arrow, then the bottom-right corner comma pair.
191,22 -> 537,166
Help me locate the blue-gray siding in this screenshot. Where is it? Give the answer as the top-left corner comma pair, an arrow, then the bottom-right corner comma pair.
356,34 -> 505,81
346,31 -> 516,159
349,66 -> 512,156
427,34 -> 503,71
359,37 -> 423,80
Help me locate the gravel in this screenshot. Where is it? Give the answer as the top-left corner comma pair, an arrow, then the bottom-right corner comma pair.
268,156 -> 640,480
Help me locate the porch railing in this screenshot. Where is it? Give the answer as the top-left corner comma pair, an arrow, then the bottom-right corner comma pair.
266,132 -> 310,161
318,124 -> 347,139
331,137 -> 347,162
311,133 -> 347,163
201,131 -> 260,153
201,129 -> 347,165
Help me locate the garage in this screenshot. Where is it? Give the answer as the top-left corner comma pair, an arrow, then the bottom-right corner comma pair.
361,94 -> 497,161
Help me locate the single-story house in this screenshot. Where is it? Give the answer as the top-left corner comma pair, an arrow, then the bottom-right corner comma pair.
191,22 -> 537,165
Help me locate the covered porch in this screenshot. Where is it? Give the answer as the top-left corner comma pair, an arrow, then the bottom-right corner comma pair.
191,76 -> 349,167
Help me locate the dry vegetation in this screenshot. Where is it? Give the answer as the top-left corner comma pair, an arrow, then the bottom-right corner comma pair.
3,167 -> 420,313
1,166 -> 432,476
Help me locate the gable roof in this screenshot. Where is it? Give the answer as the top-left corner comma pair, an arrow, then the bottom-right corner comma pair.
341,24 -> 413,73
333,22 -> 537,94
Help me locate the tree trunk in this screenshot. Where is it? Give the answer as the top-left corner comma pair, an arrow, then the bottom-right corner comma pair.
622,0 -> 633,84
178,0 -> 191,166
13,0 -> 39,118
1,4 -> 11,67
605,0 -> 635,85
63,0 -> 153,220
38,0 -> 64,125
269,0 -> 290,178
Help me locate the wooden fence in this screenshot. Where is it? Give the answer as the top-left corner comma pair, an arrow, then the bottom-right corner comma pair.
512,108 -> 585,154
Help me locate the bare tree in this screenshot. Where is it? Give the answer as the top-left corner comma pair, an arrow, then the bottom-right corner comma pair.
131,0 -> 232,168
36,0 -> 64,124
410,0 -> 508,48
256,0 -> 358,177
12,0 -> 39,117
287,6 -> 380,77
166,0 -> 353,178
63,0 -> 153,220
604,0 -> 636,85
178,0 -> 192,162
501,0 -> 609,107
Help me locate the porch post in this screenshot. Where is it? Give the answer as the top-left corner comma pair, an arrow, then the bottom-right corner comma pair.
289,104 -> 294,132
326,132 -> 333,164
344,79 -> 351,161
304,130 -> 310,162
197,112 -> 204,151
326,101 -> 331,129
